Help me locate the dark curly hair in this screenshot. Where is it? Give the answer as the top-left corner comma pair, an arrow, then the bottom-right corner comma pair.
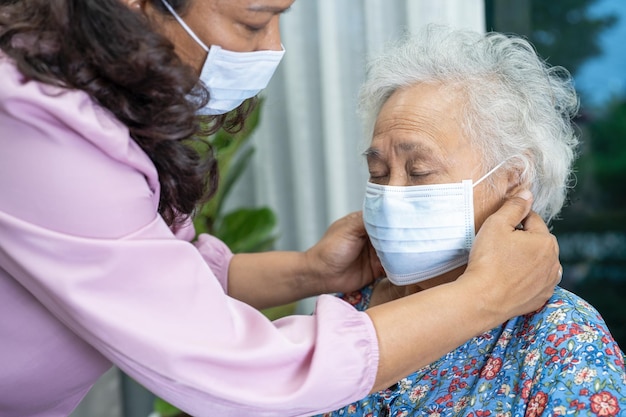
0,0 -> 256,226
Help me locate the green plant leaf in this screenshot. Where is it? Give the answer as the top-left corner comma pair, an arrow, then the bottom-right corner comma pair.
153,398 -> 182,417
195,99 -> 265,232
214,147 -> 256,219
261,303 -> 297,320
215,207 -> 278,253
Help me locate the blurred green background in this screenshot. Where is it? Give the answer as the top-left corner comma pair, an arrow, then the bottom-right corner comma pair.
487,0 -> 626,347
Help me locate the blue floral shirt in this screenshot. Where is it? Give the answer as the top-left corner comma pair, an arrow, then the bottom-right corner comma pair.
316,286 -> 626,417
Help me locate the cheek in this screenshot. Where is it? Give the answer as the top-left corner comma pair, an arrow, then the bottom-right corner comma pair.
473,185 -> 506,232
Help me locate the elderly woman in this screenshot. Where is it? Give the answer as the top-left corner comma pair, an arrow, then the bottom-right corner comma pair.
318,26 -> 626,417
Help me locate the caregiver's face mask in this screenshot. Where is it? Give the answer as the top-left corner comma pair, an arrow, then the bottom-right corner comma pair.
160,0 -> 285,115
363,161 -> 507,286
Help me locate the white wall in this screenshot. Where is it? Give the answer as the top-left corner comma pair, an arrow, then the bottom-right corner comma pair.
72,1 -> 485,416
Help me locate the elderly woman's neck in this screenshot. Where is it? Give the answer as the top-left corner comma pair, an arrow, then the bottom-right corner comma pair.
369,265 -> 467,307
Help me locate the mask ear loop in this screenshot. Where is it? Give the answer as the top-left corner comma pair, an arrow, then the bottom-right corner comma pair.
159,0 -> 210,52
473,156 -> 527,230
473,160 -> 508,187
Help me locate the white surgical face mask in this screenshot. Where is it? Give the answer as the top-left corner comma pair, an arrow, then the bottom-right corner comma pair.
160,0 -> 285,115
363,161 -> 507,286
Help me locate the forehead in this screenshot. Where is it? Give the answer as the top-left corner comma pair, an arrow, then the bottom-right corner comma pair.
370,83 -> 468,157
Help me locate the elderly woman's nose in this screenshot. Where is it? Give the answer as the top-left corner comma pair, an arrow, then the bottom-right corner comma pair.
388,172 -> 411,186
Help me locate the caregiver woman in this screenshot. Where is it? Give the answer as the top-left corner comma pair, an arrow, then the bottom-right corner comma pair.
0,1 -> 562,416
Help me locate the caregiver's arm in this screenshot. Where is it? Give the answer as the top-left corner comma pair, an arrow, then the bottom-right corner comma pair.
228,215 -> 382,310
227,217 -> 380,310
227,251 -> 326,310
366,191 -> 560,392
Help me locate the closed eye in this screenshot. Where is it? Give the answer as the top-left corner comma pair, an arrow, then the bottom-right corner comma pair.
368,172 -> 389,183
410,171 -> 432,178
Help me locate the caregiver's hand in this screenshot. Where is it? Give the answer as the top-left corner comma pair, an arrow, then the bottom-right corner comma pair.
305,211 -> 384,295
460,190 -> 561,321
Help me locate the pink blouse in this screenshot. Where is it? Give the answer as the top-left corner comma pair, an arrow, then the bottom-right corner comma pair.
0,54 -> 379,417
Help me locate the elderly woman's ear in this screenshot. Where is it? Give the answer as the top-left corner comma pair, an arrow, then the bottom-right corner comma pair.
504,168 -> 527,198
500,154 -> 532,199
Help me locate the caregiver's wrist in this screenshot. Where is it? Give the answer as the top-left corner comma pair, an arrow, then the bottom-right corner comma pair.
453,272 -> 509,333
300,250 -> 335,296
291,251 -> 324,296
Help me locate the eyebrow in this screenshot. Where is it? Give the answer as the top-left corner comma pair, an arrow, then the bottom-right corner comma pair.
363,142 -> 435,159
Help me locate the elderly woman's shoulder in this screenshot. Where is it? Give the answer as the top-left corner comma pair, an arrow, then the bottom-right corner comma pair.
543,286 -> 606,323
524,286 -> 622,353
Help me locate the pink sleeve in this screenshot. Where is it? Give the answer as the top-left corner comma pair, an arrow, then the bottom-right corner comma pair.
0,58 -> 379,416
170,217 -> 233,292
0,212 -> 379,416
194,233 -> 234,292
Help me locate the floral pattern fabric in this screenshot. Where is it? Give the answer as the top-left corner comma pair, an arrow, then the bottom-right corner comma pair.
317,286 -> 626,417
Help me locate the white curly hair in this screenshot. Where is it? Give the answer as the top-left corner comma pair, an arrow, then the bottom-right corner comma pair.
358,24 -> 580,223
